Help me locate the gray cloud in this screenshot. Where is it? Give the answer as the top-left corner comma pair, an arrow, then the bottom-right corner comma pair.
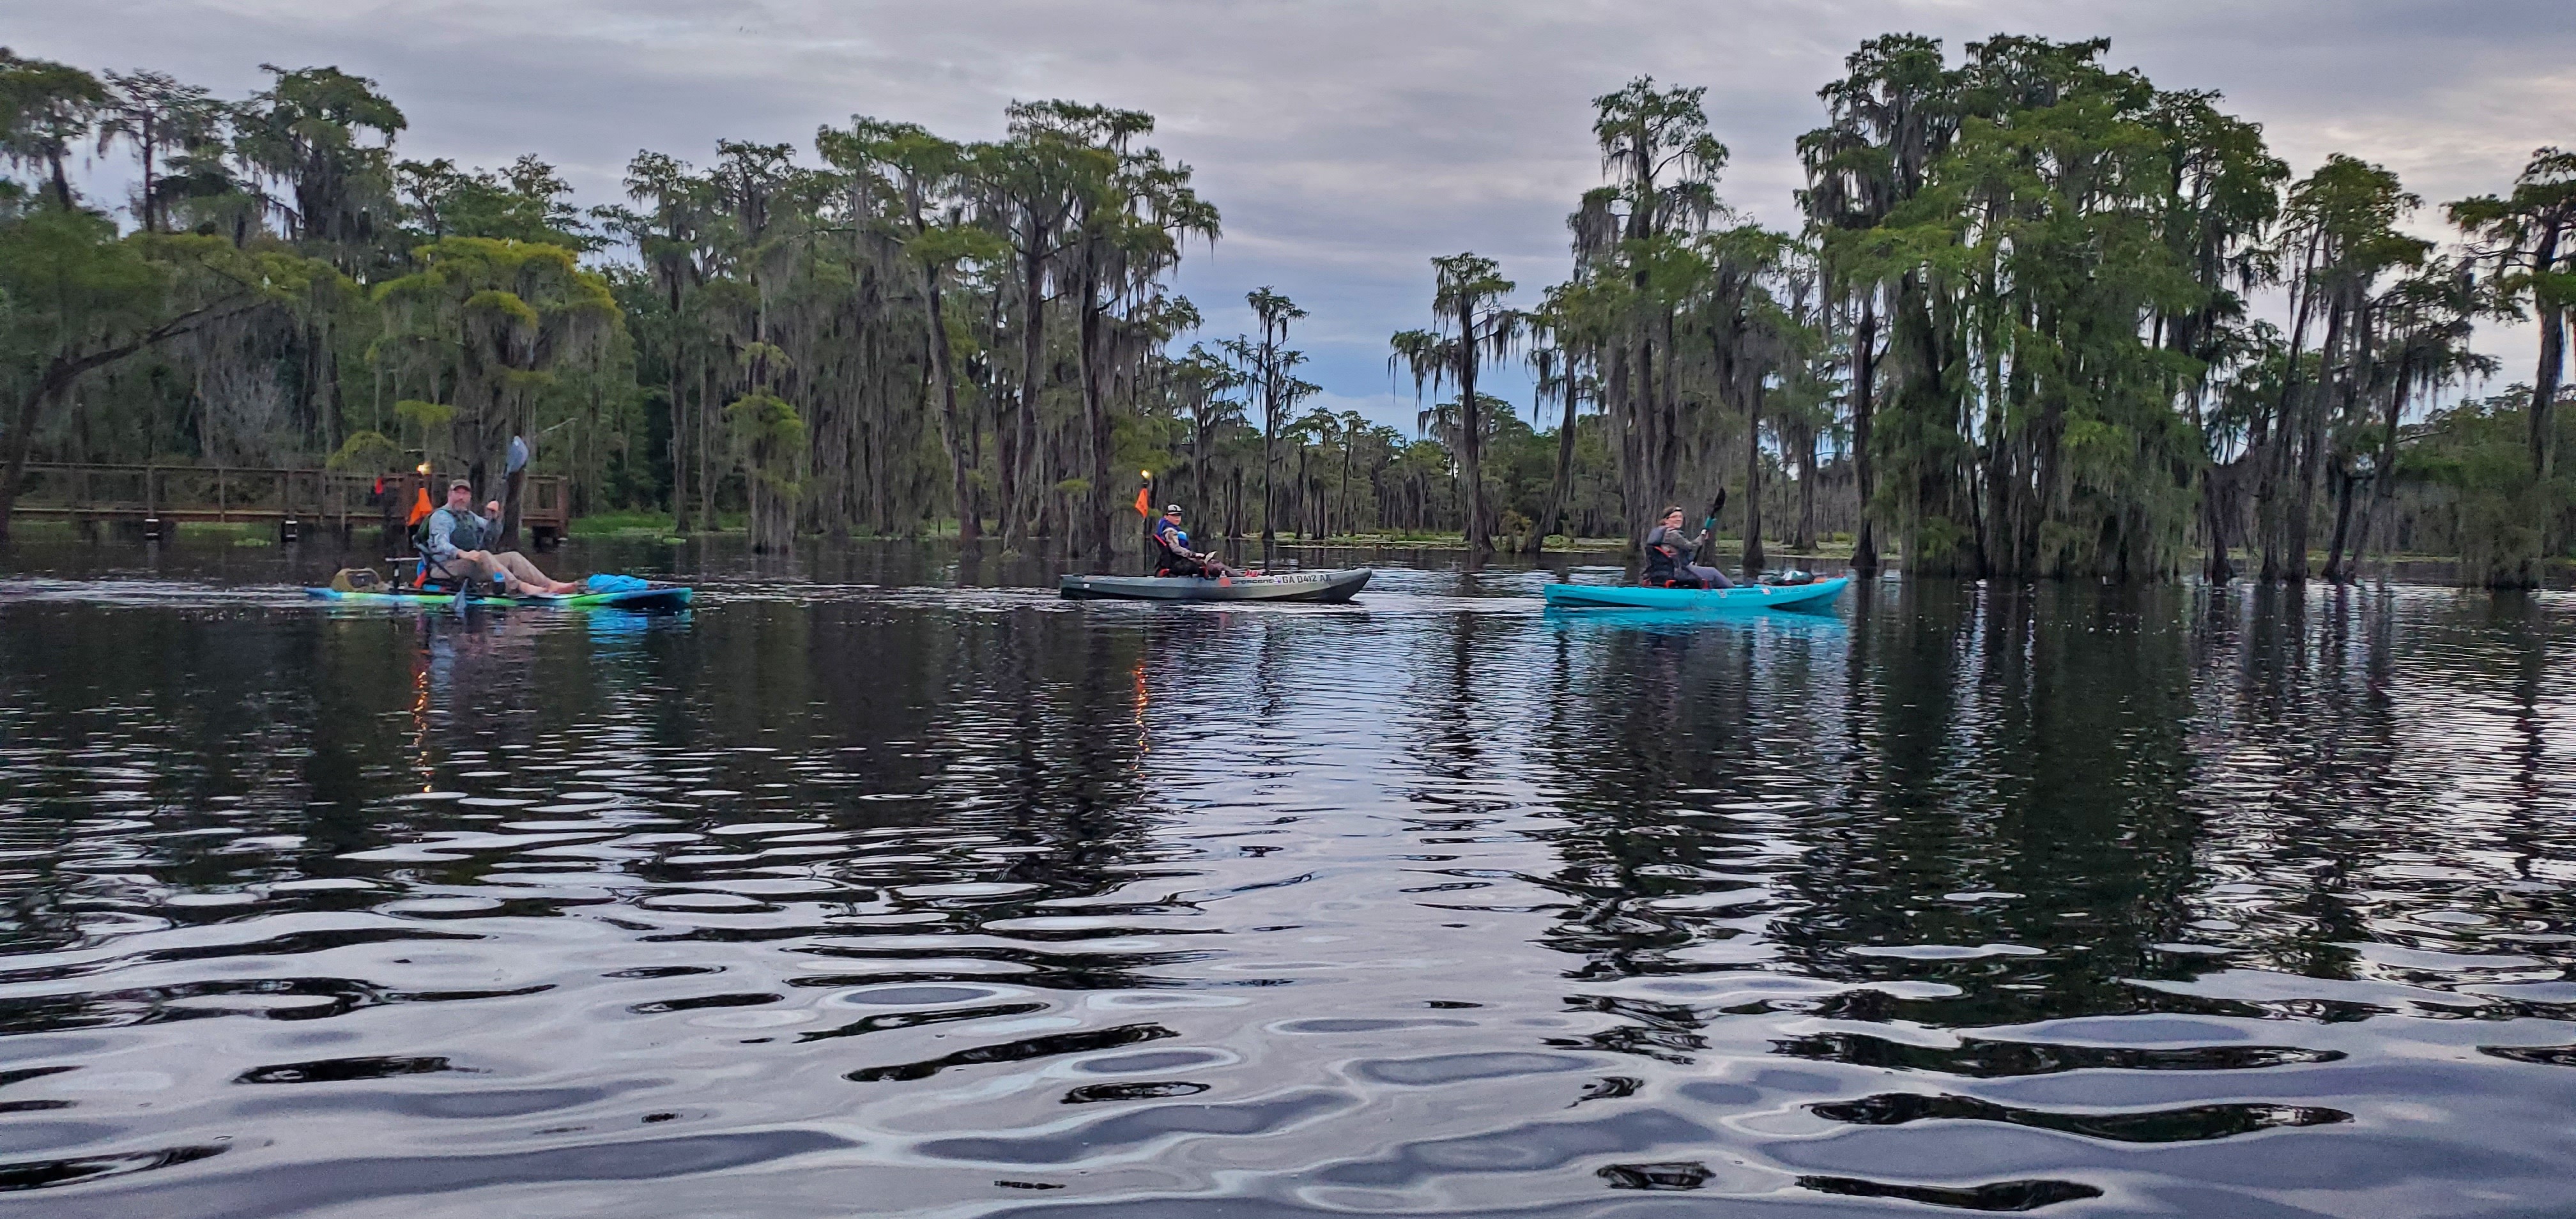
16,0 -> 2570,422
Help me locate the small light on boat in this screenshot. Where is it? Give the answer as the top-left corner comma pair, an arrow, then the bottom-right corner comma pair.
415,462 -> 430,475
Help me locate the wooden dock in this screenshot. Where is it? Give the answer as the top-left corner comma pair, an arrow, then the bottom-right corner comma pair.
7,464 -> 570,547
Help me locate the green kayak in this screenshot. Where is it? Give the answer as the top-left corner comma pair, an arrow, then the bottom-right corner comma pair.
305,583 -> 693,611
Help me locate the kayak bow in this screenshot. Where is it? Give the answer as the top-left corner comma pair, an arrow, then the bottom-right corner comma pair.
1543,576 -> 1848,613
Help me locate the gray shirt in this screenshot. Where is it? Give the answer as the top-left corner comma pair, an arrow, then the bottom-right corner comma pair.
1644,524 -> 1703,558
423,505 -> 497,574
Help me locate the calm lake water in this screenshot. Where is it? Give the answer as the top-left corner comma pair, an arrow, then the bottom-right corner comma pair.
1,539 -> 2572,1218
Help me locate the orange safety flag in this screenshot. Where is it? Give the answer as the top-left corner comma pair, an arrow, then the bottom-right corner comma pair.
1133,484 -> 1152,517
406,486 -> 433,526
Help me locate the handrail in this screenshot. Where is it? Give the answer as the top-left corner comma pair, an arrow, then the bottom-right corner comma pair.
6,464 -> 571,526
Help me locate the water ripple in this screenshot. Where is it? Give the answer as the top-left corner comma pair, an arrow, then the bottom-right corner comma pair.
1,557 -> 2572,1215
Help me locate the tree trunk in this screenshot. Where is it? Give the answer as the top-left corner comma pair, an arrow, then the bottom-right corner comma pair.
500,465 -> 525,550
2355,353 -> 2417,583
1979,335 -> 2009,578
1794,424 -> 1816,552
2320,461 -> 2358,581
922,270 -> 977,545
2289,297 -> 2347,583
698,365 -> 715,528
1006,242 -> 1045,546
2533,226 -> 2565,480
140,134 -> 159,234
1457,298 -> 1488,553
1851,290 -> 1880,578
1075,260 -> 1113,562
668,303 -> 691,532
1339,445 -> 1354,540
2260,243 -> 2320,582
2200,461 -> 2237,583
1528,396 -> 1578,554
0,379 -> 68,542
1633,333 -> 1659,551
1260,364 -> 1277,543
1607,345 -> 1639,543
1742,382 -> 1765,578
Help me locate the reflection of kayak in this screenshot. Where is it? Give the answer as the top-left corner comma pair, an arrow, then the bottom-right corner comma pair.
1060,569 -> 1372,603
1543,576 -> 1848,613
305,583 -> 694,611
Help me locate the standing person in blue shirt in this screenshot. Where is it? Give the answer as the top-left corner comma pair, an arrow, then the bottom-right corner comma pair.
420,479 -> 581,594
1149,505 -> 1240,578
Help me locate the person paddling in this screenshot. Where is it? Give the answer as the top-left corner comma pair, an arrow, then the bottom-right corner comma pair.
1150,505 -> 1240,578
421,480 -> 581,595
1643,505 -> 1733,588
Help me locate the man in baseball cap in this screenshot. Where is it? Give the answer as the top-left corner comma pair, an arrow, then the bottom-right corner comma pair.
420,479 -> 580,595
1148,503 -> 1239,578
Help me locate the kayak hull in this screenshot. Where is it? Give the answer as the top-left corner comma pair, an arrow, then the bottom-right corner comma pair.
305,585 -> 694,611
1543,576 -> 1849,613
1060,569 -> 1372,603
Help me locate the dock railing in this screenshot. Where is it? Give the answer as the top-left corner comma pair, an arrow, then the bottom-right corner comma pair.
7,464 -> 570,546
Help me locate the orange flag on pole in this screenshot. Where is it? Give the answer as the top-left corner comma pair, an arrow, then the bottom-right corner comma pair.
406,486 -> 433,526
1133,484 -> 1152,517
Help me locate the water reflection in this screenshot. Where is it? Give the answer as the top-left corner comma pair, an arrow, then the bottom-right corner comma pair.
0,553 -> 2571,1216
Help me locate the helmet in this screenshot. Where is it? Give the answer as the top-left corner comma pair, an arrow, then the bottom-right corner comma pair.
1164,504 -> 1183,514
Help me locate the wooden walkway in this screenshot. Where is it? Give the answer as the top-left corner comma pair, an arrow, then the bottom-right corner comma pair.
8,464 -> 570,545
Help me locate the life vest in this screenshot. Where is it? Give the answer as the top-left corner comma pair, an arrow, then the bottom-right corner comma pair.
414,506 -> 494,584
1642,531 -> 1684,583
1151,520 -> 1188,565
1151,519 -> 1211,578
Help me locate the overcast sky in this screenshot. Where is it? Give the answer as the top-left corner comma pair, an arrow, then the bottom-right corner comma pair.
15,0 -> 2572,424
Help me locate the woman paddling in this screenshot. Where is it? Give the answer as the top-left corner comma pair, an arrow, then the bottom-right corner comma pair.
1642,505 -> 1733,589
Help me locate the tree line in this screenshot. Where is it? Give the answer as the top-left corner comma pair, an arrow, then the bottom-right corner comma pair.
1,38 -> 2568,583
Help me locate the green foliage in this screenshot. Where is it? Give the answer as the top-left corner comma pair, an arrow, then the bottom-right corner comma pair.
0,42 -> 2558,578
2398,390 -> 2575,585
372,236 -> 619,482
326,428 -> 401,471
1,49 -> 108,208
398,155 -> 595,249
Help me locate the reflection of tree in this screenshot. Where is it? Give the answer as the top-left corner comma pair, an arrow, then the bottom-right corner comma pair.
0,590 -> 1197,1037
2181,585 -> 2576,1002
1525,615 -> 1828,987
1527,582 -> 2220,1050
1774,583 -> 2211,1030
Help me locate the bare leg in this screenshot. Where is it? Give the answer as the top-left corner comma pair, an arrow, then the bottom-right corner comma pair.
485,551 -> 579,594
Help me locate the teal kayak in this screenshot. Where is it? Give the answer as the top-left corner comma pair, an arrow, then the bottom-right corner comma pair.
1543,576 -> 1849,613
305,583 -> 693,611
